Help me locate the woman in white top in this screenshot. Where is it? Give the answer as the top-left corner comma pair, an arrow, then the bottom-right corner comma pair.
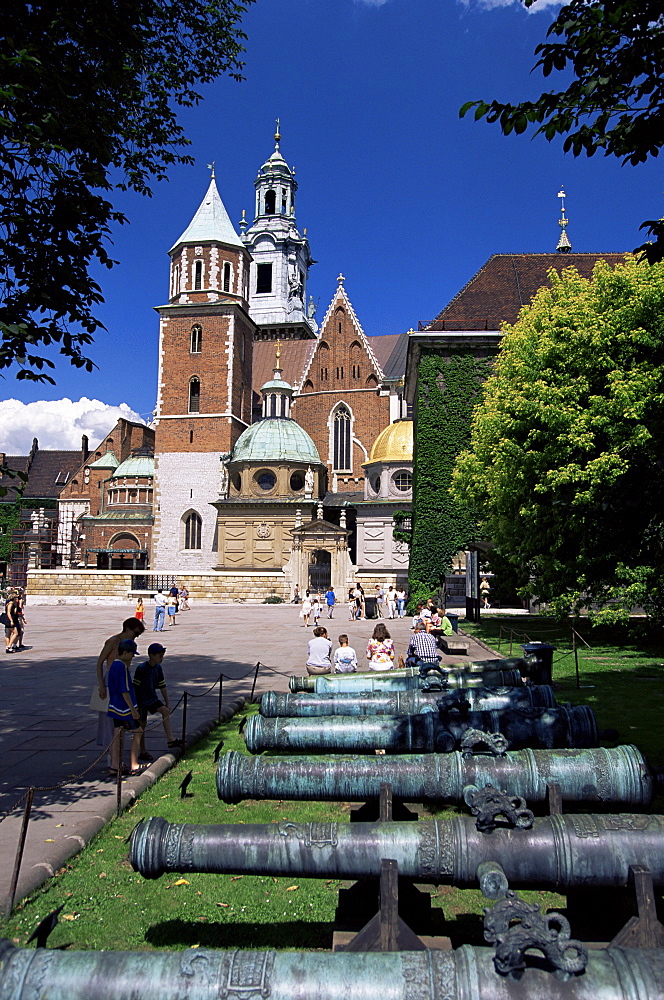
306,626 -> 332,675
299,596 -> 312,626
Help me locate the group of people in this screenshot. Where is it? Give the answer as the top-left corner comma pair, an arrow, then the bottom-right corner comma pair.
303,595 -> 456,676
2,588 -> 27,653
95,616 -> 183,776
143,583 -> 190,632
298,588 -> 337,626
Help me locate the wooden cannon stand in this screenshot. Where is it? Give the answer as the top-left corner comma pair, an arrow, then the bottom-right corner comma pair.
333,781 -> 664,952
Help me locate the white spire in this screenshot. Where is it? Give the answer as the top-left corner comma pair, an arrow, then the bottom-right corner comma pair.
556,187 -> 572,253
170,175 -> 243,251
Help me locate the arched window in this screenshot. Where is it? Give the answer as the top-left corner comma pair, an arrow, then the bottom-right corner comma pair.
190,325 -> 202,353
264,190 -> 276,214
188,377 -> 200,413
269,393 -> 277,417
333,406 -> 352,472
184,511 -> 202,549
194,259 -> 203,290
171,263 -> 180,298
223,262 -> 231,292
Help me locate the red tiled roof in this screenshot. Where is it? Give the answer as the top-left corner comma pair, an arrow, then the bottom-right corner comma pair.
367,334 -> 401,370
252,340 -> 316,394
429,253 -> 629,330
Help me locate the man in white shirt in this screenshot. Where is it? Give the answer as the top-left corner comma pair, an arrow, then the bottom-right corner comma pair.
153,590 -> 167,632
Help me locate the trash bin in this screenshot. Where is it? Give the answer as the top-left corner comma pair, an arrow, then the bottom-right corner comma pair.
446,613 -> 459,634
521,642 -> 556,686
364,596 -> 378,619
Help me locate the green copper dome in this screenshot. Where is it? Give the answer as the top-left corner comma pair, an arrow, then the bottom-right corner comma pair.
231,418 -> 321,465
112,455 -> 155,478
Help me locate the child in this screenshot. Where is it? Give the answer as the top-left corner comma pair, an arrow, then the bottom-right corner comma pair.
311,595 -> 322,625
133,642 -> 183,759
166,593 -> 177,626
333,634 -> 357,673
306,625 -> 332,675
135,596 -> 144,622
107,638 -> 145,776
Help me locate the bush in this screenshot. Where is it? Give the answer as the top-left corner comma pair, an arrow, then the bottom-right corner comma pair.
263,595 -> 284,604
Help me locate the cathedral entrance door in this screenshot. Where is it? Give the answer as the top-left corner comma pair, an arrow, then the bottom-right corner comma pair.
308,549 -> 331,593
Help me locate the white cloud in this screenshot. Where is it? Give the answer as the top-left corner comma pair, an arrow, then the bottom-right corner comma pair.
0,397 -> 145,454
354,0 -> 390,5
459,0 -> 563,10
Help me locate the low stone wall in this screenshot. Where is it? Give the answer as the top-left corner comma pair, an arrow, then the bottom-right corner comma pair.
26,569 -> 290,605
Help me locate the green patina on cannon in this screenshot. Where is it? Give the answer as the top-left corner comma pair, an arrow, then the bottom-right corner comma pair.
130,811 -> 664,895
289,658 -> 526,694
245,704 -> 598,754
216,745 -> 654,808
1,938 -> 663,1000
260,684 -> 557,718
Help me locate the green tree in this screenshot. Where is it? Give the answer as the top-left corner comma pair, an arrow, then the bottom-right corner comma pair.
460,0 -> 664,261
452,258 -> 664,623
0,0 -> 253,384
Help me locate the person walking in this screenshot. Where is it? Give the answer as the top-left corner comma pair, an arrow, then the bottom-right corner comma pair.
153,590 -> 166,631
166,593 -> 177,627
134,596 -> 144,623
299,594 -> 312,627
396,587 -> 407,618
325,586 -> 336,618
480,576 -> 491,609
386,586 -> 397,619
179,586 -> 190,610
375,585 -> 385,618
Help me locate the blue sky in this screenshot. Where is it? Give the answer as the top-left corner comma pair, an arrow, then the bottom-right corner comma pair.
1,0 -> 662,450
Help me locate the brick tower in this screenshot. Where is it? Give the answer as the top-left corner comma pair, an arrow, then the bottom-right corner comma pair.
152,170 -> 256,570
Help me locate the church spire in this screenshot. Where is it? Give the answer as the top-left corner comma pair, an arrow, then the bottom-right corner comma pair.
556,187 -> 572,253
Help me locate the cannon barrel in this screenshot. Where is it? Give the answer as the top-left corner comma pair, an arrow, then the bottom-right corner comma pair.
289,659 -> 525,694
216,745 -> 653,807
245,705 -> 598,754
260,685 -> 556,718
131,813 -> 664,892
1,939 -> 663,1000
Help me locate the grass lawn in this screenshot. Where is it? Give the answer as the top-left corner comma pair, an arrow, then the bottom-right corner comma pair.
0,704 -> 565,952
461,615 -> 664,770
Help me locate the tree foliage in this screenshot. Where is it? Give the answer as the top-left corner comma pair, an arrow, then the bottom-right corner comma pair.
460,0 -> 664,261
452,258 -> 664,623
0,0 -> 253,383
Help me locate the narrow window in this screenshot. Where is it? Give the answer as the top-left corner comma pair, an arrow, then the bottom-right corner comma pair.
188,377 -> 200,413
333,406 -> 352,472
256,263 -> 272,294
189,430 -> 194,444
320,367 -> 328,381
264,190 -> 276,214
281,191 -> 287,214
270,393 -> 277,417
336,366 -> 344,380
190,325 -> 202,353
184,512 -> 202,550
223,262 -> 231,292
194,259 -> 203,290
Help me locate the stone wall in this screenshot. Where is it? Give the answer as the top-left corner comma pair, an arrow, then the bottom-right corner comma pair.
26,569 -> 290,604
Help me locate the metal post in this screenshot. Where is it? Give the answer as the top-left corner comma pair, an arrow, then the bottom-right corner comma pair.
217,674 -> 224,722
5,787 -> 34,917
250,661 -> 261,703
509,630 -> 513,656
116,729 -> 124,818
573,630 -> 581,689
181,691 -> 188,747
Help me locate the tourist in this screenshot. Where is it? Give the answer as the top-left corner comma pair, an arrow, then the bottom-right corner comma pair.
134,596 -> 144,623
405,619 -> 440,669
325,586 -> 336,618
153,589 -> 166,631
480,576 -> 491,609
2,590 -> 21,653
107,639 -> 145,776
311,595 -> 322,626
299,593 -> 312,627
348,589 -> 356,621
396,587 -> 407,618
429,605 -> 454,637
386,585 -> 397,619
166,592 -> 178,627
366,622 -> 395,672
291,584 -> 300,604
179,586 -> 190,610
375,584 -> 385,618
333,634 -> 357,673
306,625 -> 332,675
133,642 -> 182,759
95,616 -> 145,762
411,603 -> 431,628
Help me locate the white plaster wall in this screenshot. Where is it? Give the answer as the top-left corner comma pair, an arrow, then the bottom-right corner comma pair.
153,451 -> 222,571
356,512 -> 410,572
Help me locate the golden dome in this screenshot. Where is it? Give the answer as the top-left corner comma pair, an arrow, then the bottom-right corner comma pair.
365,420 -> 413,465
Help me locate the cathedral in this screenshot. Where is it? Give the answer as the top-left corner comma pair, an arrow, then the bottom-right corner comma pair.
149,125 -> 412,599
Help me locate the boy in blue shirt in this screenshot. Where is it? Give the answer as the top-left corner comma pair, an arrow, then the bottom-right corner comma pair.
133,642 -> 182,759
107,639 -> 144,776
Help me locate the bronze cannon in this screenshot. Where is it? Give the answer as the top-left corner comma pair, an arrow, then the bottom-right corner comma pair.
289,658 -> 526,694
131,811 -> 664,896
1,937 -> 663,1000
216,745 -> 654,808
260,684 -> 557,718
244,704 -> 599,754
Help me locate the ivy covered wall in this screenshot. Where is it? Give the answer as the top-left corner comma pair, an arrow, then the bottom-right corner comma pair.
407,349 -> 494,609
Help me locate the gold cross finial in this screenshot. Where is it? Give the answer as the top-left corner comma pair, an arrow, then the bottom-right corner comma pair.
275,340 -> 282,364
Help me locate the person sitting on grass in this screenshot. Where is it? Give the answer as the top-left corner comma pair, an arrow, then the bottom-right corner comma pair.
333,634 -> 358,674
133,642 -> 183,760
306,625 -> 332,675
107,639 -> 145,777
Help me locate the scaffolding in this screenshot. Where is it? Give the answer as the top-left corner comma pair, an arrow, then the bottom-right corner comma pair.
10,508 -> 60,589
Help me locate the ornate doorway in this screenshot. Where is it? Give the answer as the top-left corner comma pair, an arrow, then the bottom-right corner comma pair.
308,549 -> 331,593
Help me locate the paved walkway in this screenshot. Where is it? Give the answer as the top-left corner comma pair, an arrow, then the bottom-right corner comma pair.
0,603 -> 498,911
